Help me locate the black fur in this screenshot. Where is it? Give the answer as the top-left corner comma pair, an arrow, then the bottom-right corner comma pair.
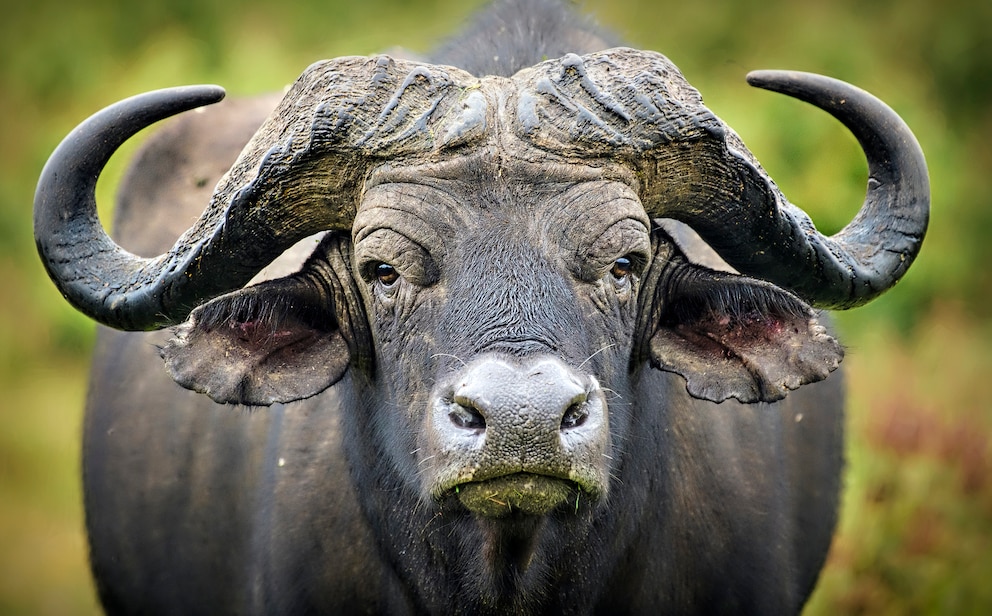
429,0 -> 619,77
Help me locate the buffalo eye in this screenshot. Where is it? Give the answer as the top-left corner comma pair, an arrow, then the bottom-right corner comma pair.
375,262 -> 400,286
611,256 -> 633,281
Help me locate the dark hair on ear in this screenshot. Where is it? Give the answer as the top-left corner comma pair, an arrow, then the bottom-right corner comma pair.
664,266 -> 814,327
193,276 -> 335,340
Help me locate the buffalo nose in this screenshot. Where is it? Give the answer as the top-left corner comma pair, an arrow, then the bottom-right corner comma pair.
449,381 -> 589,433
441,357 -> 601,445
426,355 -> 611,501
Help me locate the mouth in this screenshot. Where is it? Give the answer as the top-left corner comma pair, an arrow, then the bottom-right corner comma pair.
454,473 -> 578,518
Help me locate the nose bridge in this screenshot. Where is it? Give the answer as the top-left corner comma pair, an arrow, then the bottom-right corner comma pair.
439,230 -> 586,358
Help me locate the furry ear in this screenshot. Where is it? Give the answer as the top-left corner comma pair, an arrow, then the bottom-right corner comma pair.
160,276 -> 349,406
640,232 -> 843,403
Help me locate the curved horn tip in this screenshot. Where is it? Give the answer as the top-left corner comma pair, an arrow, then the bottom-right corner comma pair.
744,69 -> 904,123
745,69 -> 799,90
33,84 -> 229,331
745,69 -> 864,105
118,84 -> 228,116
735,69 -> 929,309
172,84 -> 227,107
745,69 -> 833,90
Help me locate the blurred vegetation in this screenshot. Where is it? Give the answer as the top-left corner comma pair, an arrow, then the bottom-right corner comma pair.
0,0 -> 988,613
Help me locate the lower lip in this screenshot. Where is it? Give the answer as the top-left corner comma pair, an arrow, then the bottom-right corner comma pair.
455,473 -> 576,517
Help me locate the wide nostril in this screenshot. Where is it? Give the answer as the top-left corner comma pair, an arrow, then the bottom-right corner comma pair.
449,397 -> 487,431
560,394 -> 589,431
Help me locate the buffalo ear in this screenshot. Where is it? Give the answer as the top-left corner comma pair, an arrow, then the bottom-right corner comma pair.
161,277 -> 349,406
643,237 -> 843,403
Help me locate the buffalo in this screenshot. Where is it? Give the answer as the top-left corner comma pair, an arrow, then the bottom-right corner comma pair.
34,0 -> 928,613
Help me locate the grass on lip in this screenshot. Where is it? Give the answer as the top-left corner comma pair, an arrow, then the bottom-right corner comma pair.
455,473 -> 576,517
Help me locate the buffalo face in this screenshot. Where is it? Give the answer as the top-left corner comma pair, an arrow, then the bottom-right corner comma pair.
352,156 -> 649,514
158,150 -> 845,530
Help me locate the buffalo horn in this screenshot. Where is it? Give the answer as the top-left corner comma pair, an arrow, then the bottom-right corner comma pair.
33,86 -> 247,330
35,85 -> 352,331
35,56 -> 468,330
664,71 -> 930,309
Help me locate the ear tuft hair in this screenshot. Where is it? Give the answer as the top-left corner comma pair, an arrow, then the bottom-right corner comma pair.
161,276 -> 349,406
193,280 -> 334,348
664,270 -> 812,328
644,240 -> 843,403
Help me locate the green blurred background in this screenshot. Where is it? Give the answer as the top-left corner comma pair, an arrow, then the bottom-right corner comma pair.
1,0 -> 989,613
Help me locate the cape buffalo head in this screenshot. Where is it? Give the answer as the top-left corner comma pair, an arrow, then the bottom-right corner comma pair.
35,49 -> 927,522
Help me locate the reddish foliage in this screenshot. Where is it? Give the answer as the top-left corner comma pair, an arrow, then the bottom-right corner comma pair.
867,395 -> 991,499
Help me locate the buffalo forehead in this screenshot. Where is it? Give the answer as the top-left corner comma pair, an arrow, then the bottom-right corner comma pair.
357,153 -> 646,229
